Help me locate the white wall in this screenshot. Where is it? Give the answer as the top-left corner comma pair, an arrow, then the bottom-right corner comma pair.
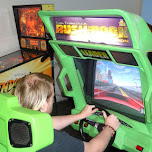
54,0 -> 142,14
141,0 -> 152,25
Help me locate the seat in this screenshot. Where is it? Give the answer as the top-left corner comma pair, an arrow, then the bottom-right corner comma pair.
0,93 -> 54,152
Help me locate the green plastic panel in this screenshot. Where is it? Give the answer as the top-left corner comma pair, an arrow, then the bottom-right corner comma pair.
0,93 -> 54,152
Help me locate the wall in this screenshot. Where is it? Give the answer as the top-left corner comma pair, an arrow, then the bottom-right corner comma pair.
141,0 -> 152,25
54,0 -> 142,14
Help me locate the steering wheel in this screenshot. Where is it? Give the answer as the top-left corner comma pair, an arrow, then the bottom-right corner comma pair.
79,109 -> 116,152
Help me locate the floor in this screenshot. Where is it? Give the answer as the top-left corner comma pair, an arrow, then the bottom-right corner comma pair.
51,99 -> 127,152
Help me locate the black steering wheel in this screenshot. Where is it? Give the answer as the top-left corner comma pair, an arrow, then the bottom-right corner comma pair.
79,109 -> 116,152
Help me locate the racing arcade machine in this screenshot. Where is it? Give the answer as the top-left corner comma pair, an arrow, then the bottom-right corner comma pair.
39,9 -> 152,152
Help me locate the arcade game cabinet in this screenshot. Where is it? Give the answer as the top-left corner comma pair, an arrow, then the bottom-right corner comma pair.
39,9 -> 152,152
0,5 -> 54,94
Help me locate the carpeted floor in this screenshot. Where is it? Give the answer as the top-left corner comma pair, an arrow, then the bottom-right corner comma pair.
51,99 -> 127,152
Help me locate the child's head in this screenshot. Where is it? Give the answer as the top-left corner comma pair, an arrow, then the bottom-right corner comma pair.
14,73 -> 54,114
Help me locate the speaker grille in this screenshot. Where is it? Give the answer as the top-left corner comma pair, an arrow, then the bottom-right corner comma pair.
8,119 -> 32,148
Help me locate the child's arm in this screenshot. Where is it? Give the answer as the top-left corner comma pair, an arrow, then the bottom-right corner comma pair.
83,111 -> 120,152
52,105 -> 98,130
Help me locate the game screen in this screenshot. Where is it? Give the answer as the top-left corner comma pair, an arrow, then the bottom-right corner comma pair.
94,60 -> 145,120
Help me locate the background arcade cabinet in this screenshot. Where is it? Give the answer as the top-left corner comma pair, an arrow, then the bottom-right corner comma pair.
13,4 -> 54,54
0,4 -> 54,94
39,9 -> 152,152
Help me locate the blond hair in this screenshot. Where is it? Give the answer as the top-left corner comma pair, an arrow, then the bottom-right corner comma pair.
14,73 -> 54,111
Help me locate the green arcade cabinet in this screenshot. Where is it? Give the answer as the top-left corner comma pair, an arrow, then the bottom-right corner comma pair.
38,9 -> 152,152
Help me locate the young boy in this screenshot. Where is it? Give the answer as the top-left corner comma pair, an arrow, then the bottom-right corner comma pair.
15,72 -> 120,152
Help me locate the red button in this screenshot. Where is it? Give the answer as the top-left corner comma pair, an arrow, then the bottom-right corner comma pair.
136,145 -> 143,151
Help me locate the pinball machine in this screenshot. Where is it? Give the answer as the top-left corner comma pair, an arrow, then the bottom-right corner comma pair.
0,4 -> 54,94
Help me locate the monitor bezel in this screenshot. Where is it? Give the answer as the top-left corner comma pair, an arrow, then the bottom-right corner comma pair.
81,59 -> 145,123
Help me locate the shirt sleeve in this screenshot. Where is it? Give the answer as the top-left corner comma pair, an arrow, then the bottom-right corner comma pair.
37,129 -> 84,152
